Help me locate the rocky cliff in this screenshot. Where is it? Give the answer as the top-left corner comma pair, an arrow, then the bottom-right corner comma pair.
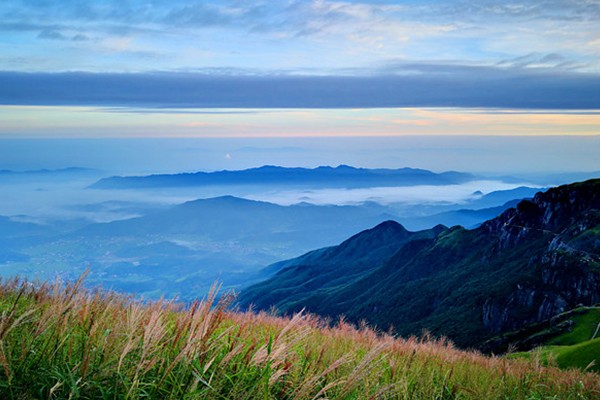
479,180 -> 600,335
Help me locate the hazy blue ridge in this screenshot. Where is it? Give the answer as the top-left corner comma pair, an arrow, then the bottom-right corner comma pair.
89,165 -> 476,189
19,195 -> 396,300
400,199 -> 522,230
0,216 -> 45,238
0,182 -> 542,302
0,167 -> 101,183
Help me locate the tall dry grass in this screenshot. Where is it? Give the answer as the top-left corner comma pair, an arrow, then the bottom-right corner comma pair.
0,275 -> 597,399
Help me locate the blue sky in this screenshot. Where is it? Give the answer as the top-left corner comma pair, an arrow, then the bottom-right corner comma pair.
2,0 -> 599,74
0,1 -> 599,137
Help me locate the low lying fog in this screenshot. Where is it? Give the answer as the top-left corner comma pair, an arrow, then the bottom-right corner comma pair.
0,175 -> 531,226
244,180 -> 528,207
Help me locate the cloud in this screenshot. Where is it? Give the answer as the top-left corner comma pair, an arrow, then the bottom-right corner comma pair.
0,2 -> 595,34
162,3 -> 238,28
244,180 -> 526,206
71,33 -> 89,41
37,29 -> 67,40
496,52 -> 585,70
2,1 -> 597,41
37,28 -> 90,42
0,65 -> 598,109
0,0 -> 598,76
97,108 -> 265,115
416,1 -> 600,22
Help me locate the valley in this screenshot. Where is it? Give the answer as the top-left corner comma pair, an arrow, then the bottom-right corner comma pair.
0,166 -> 541,300
1,167 -> 598,372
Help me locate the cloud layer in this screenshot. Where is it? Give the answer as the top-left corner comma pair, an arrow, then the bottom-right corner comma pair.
1,1 -> 598,110
1,66 -> 599,109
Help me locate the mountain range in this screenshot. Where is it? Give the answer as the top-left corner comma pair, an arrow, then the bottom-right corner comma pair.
239,179 -> 600,348
0,181 -> 546,301
0,167 -> 99,183
3,196 -> 398,299
90,165 -> 475,189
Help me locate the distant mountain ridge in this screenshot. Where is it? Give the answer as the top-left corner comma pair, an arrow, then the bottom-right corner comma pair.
0,167 -> 95,175
76,195 -> 392,246
239,179 -> 600,348
90,165 -> 476,189
0,167 -> 100,182
400,200 -> 522,230
4,187 -> 538,302
49,195 -> 398,299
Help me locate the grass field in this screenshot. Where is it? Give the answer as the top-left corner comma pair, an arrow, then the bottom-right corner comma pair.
0,274 -> 598,399
507,307 -> 600,373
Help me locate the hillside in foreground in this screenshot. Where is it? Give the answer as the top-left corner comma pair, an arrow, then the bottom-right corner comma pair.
0,276 -> 598,399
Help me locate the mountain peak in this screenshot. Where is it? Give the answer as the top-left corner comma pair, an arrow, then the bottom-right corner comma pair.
181,195 -> 274,209
373,219 -> 406,231
334,164 -> 357,170
341,220 -> 409,246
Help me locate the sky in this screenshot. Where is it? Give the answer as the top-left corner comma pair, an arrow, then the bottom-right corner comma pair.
0,1 -> 599,140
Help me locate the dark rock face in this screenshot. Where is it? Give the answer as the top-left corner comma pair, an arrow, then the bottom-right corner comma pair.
479,180 -> 600,336
482,288 -> 570,334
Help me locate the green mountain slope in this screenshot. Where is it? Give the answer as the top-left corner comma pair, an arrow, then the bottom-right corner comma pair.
240,179 -> 600,348
241,221 -> 447,311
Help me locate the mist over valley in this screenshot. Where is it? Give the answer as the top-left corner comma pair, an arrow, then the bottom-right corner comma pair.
0,158 -> 555,300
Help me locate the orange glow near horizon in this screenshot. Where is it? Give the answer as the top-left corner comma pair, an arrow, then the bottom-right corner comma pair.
0,106 -> 599,138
